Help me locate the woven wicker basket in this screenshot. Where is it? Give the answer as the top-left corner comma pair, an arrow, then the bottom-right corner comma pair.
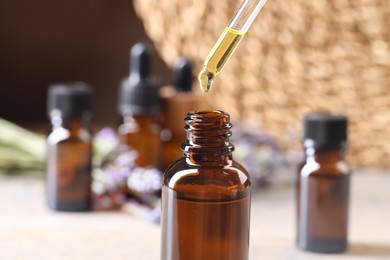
134,0 -> 390,168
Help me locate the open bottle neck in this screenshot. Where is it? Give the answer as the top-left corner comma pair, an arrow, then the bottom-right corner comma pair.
182,110 -> 234,166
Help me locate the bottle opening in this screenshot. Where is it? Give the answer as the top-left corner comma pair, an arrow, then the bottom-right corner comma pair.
185,110 -> 230,130
182,110 -> 234,157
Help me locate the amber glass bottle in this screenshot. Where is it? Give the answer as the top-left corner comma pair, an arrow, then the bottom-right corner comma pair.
46,82 -> 93,211
160,58 -> 209,170
297,113 -> 351,253
118,43 -> 161,169
161,110 -> 251,260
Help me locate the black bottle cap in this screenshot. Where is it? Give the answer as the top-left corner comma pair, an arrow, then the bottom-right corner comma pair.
118,43 -> 160,116
173,57 -> 193,92
304,112 -> 348,149
47,82 -> 92,118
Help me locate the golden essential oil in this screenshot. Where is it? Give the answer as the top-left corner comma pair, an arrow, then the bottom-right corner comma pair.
198,27 -> 245,93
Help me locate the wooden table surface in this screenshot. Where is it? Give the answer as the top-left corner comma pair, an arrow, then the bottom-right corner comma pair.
0,171 -> 389,259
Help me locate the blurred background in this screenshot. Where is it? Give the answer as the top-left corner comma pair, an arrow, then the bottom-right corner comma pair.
1,0 -> 390,168
0,0 -> 170,126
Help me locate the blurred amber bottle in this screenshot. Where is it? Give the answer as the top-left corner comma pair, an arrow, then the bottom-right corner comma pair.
46,82 -> 93,211
161,110 -> 251,260
297,113 -> 351,253
118,43 -> 162,170
160,58 -> 209,170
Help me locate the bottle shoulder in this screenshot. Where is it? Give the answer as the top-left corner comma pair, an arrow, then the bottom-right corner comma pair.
118,119 -> 160,135
300,159 -> 351,176
163,157 -> 250,200
48,127 -> 91,145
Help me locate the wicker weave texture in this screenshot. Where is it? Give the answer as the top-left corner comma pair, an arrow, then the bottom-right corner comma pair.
134,0 -> 390,168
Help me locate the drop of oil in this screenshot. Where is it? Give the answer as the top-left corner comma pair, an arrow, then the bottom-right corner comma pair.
198,68 -> 215,93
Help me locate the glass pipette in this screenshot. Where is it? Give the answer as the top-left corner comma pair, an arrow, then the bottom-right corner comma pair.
198,0 -> 268,93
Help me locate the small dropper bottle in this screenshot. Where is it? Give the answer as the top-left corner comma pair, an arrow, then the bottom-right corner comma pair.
297,113 -> 351,253
118,43 -> 162,170
161,110 -> 251,260
160,58 -> 209,169
46,82 -> 93,211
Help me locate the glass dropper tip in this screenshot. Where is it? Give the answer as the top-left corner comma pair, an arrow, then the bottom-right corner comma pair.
197,0 -> 267,93
198,67 -> 215,93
